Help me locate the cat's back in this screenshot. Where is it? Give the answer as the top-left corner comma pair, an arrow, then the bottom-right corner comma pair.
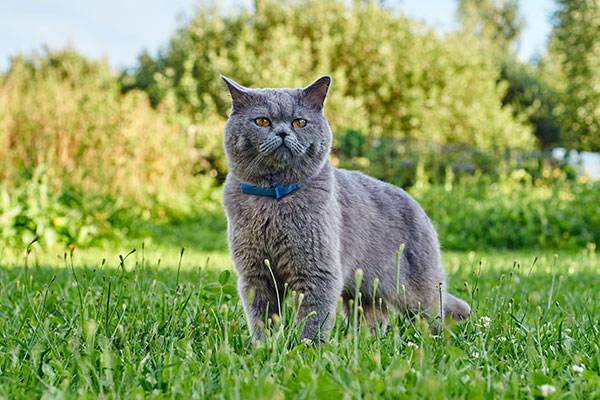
332,167 -> 440,271
333,168 -> 431,229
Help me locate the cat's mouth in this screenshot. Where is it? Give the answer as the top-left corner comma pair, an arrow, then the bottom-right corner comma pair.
279,140 -> 291,150
259,137 -> 306,160
273,142 -> 292,156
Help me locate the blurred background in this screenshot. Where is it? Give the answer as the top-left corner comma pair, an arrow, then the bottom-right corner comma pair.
1,0 -> 599,258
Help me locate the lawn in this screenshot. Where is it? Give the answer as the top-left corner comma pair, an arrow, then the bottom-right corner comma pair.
0,236 -> 599,399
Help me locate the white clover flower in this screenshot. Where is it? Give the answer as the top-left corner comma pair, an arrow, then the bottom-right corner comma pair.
301,338 -> 313,346
406,341 -> 419,350
572,364 -> 584,375
540,384 -> 556,397
479,316 -> 491,329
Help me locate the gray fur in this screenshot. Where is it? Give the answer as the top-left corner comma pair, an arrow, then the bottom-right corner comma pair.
221,75 -> 470,342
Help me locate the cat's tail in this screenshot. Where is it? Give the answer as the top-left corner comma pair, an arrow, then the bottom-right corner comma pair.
443,293 -> 471,320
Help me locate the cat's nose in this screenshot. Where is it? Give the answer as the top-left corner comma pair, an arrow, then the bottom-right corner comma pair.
276,130 -> 288,138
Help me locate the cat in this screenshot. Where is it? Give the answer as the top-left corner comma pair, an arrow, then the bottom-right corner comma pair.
221,75 -> 470,342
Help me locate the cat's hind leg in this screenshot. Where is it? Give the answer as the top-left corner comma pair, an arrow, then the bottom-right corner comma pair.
342,295 -> 389,335
443,293 -> 471,320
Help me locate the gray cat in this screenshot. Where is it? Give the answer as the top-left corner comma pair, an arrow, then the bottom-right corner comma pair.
221,75 -> 470,342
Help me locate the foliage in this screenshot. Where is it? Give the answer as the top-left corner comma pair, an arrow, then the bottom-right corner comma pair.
413,173 -> 600,250
457,0 -> 525,54
3,141 -> 596,251
122,0 -> 533,156
500,57 -> 562,149
0,248 -> 598,398
0,48 -> 213,247
0,47 -> 191,205
0,166 -> 224,249
544,0 -> 600,152
0,168 -> 135,248
334,129 -> 578,186
335,137 -> 598,250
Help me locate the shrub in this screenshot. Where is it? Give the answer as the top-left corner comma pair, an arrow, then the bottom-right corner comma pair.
0,48 -> 201,246
333,130 -> 576,188
500,57 -> 561,149
412,173 -> 600,250
0,48 -> 190,206
122,0 -> 535,178
0,167 -> 134,247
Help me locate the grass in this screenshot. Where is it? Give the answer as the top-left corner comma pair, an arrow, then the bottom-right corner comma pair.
0,240 -> 599,399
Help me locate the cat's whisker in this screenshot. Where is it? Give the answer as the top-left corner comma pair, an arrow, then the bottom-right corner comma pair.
259,137 -> 279,153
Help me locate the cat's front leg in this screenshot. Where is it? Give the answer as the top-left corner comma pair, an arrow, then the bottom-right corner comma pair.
291,269 -> 343,344
237,272 -> 279,342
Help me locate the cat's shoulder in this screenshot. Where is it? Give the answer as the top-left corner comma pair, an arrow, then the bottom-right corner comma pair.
222,172 -> 241,201
333,168 -> 408,195
332,167 -> 425,214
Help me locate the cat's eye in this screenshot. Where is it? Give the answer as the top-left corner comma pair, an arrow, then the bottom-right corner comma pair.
292,119 -> 307,128
255,117 -> 271,128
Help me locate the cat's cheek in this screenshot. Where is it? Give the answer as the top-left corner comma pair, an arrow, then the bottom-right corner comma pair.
234,134 -> 252,150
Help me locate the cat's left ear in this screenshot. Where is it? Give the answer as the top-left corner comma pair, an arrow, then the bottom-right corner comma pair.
302,75 -> 331,111
221,75 -> 252,112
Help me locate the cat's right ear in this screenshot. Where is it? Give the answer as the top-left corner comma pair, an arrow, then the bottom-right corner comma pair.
302,75 -> 331,111
221,75 -> 252,112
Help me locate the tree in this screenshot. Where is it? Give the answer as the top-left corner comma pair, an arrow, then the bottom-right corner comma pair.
545,0 -> 600,151
457,0 -> 525,54
122,0 -> 533,150
501,57 -> 561,149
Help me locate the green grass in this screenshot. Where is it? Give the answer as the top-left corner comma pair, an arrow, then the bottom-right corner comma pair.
0,242 -> 599,399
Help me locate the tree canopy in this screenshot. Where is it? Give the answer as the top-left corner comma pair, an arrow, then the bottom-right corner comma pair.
122,0 -> 533,149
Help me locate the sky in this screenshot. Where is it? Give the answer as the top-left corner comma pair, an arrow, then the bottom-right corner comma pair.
0,0 -> 556,72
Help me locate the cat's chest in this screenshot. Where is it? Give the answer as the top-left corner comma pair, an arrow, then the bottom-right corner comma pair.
224,182 -> 336,250
226,193 -> 325,236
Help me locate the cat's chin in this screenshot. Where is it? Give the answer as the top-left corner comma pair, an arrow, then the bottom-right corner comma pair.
274,143 -> 293,155
264,146 -> 295,165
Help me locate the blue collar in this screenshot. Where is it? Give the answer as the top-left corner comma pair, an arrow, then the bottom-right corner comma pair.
240,183 -> 297,199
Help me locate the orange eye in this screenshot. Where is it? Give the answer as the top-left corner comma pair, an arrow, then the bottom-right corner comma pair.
292,119 -> 307,128
255,117 -> 271,128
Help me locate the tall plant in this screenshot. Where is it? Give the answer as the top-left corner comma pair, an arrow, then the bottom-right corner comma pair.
544,0 -> 600,151
123,0 -> 533,150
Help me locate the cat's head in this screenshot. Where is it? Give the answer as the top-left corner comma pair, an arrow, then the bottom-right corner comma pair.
222,76 -> 332,187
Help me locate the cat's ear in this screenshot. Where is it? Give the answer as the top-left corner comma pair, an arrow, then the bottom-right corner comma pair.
302,75 -> 331,111
221,75 -> 252,111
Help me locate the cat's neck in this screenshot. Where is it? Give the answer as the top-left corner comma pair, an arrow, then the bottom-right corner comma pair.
234,160 -> 332,189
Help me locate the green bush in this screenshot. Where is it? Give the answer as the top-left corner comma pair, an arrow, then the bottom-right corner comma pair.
0,166 -> 224,248
333,130 -> 576,188
412,173 -> 600,250
0,167 -> 134,248
0,48 -> 215,247
500,57 -> 561,149
0,48 -> 190,206
122,0 -> 534,179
